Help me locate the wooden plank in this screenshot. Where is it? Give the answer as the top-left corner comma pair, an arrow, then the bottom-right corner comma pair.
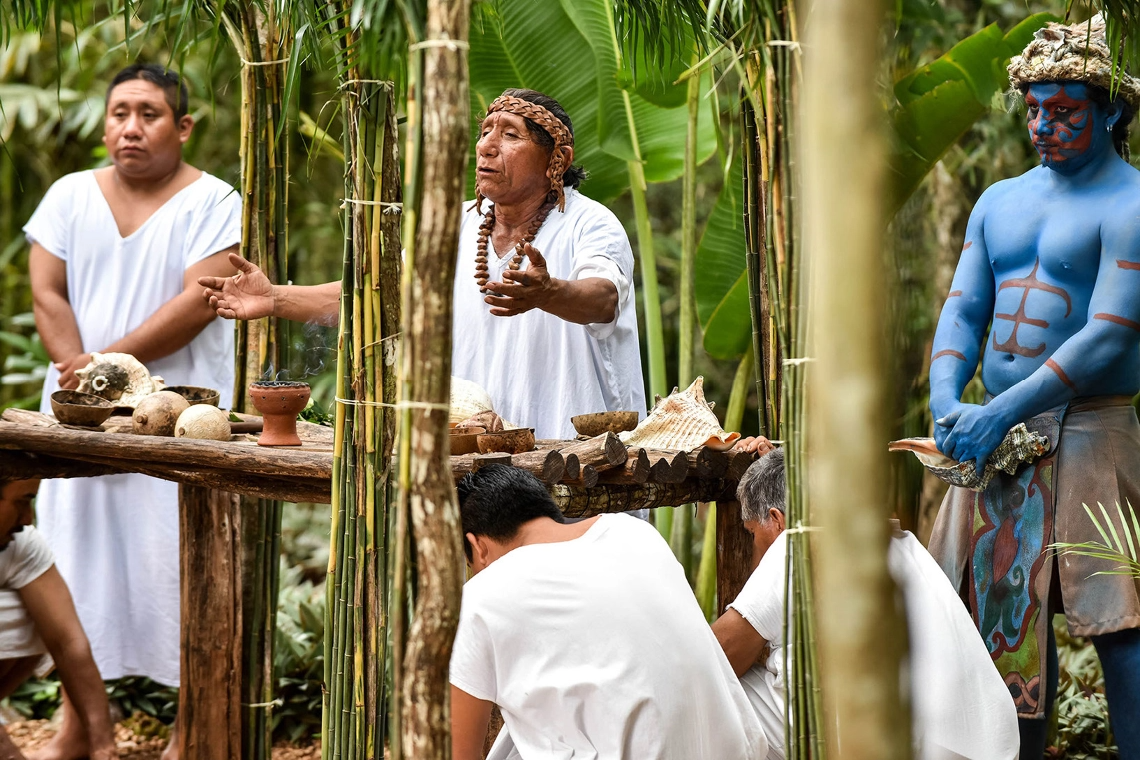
552,479 -> 734,518
179,485 -> 242,760
688,447 -> 729,478
716,499 -> 752,616
0,421 -> 332,480
646,449 -> 689,484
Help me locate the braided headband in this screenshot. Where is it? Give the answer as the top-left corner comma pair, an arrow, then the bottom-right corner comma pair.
475,95 -> 574,213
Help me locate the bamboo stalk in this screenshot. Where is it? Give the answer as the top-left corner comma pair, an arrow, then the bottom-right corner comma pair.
802,0 -> 910,757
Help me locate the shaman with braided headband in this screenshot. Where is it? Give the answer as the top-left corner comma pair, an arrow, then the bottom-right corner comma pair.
926,13 -> 1140,755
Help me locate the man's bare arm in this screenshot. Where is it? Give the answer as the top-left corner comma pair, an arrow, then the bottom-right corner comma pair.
28,244 -> 84,366
482,244 -> 619,324
200,253 -> 340,325
101,247 -> 239,363
450,684 -> 493,760
712,609 -> 769,678
20,567 -> 117,760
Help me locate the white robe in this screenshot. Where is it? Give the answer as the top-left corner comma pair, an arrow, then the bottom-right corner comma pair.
23,170 -> 240,685
451,188 -> 646,439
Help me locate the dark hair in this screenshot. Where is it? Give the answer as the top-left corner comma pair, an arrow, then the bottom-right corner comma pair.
456,464 -> 565,561
499,88 -> 588,189
107,64 -> 189,121
1019,81 -> 1134,160
737,448 -> 786,523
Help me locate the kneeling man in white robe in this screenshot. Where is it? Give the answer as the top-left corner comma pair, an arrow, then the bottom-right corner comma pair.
712,448 -> 1020,760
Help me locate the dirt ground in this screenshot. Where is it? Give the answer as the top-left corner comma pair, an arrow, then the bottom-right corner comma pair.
5,717 -> 320,760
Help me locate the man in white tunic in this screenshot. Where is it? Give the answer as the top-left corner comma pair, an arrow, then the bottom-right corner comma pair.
200,89 -> 646,438
449,464 -> 765,760
24,64 -> 239,760
713,448 -> 1020,760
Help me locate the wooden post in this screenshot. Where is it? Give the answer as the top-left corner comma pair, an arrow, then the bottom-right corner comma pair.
715,499 -> 751,616
178,485 -> 242,760
399,0 -> 470,756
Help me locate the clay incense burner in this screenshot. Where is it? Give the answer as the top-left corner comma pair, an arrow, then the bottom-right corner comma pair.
248,381 -> 311,447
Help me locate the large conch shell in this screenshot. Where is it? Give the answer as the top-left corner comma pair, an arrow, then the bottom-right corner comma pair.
888,423 -> 1050,491
75,352 -> 164,409
450,377 -> 494,425
619,377 -> 740,451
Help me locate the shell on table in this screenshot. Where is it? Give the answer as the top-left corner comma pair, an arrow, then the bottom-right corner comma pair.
888,423 -> 1051,491
75,352 -> 165,409
619,377 -> 740,451
450,376 -> 494,425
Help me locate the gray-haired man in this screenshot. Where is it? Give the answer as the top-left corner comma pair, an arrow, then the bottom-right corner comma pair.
711,449 -> 1019,760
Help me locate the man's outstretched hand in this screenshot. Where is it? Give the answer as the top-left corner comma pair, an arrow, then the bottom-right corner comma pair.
199,253 -> 275,321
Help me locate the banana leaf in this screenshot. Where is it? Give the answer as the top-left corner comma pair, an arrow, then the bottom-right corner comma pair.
696,14 -> 1055,361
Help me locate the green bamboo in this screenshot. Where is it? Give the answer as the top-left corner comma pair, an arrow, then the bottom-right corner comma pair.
323,72 -> 401,760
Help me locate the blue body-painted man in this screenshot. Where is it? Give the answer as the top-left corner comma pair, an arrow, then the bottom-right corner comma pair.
929,17 -> 1140,758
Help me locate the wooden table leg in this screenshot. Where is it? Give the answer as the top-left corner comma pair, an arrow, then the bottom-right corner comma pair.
179,485 -> 242,760
716,499 -> 752,616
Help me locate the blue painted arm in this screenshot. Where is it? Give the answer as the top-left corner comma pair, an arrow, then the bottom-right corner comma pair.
928,203 -> 994,450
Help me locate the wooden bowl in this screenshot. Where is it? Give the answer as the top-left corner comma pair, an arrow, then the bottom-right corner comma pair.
571,411 -> 639,437
51,390 -> 115,427
477,428 -> 535,455
450,426 -> 485,456
163,385 -> 221,407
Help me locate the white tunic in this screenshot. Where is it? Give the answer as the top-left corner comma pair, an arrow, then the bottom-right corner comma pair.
450,514 -> 767,759
451,188 -> 646,439
24,170 -> 240,685
729,531 -> 1020,760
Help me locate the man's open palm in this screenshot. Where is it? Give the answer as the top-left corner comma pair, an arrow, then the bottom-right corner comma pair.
199,253 -> 275,321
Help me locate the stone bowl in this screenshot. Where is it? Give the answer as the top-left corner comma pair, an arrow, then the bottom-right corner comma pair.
450,426 -> 486,456
163,385 -> 221,407
477,428 -> 535,455
571,411 -> 639,438
51,390 -> 115,427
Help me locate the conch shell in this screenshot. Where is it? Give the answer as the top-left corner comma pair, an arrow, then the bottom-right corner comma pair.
450,377 -> 494,425
620,377 -> 740,451
75,352 -> 164,409
888,423 -> 1051,491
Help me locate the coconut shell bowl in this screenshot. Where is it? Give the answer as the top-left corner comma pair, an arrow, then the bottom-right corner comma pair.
248,381 -> 311,447
51,390 -> 115,427
476,428 -> 536,455
450,426 -> 486,456
163,385 -> 221,407
571,411 -> 639,438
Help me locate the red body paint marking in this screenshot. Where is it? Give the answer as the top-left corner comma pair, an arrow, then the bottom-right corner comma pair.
947,290 -> 963,298
993,258 -> 1072,358
1117,260 -> 1140,271
963,242 -> 973,250
932,350 -> 967,362
1027,89 -> 1093,161
1046,358 -> 1077,392
1094,313 -> 1140,332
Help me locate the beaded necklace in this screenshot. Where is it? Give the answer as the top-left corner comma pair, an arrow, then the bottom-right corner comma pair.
474,201 -> 556,292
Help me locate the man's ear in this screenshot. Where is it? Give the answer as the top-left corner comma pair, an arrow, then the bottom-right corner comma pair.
770,508 -> 786,531
178,114 -> 195,144
1105,97 -> 1127,132
466,532 -> 490,570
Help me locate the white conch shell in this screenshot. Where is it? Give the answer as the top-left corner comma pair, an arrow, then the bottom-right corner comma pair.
450,377 -> 494,425
75,352 -> 161,409
620,377 -> 740,451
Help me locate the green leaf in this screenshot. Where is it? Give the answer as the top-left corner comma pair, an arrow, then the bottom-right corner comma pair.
887,13 -> 1056,215
694,156 -> 752,359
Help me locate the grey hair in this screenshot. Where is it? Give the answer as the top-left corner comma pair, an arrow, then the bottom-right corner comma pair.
736,448 -> 786,522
